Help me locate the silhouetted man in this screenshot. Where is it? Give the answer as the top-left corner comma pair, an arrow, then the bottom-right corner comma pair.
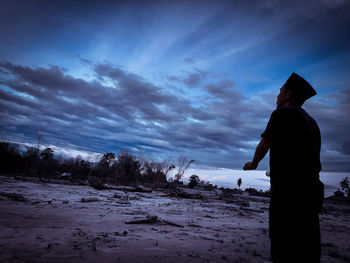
243,73 -> 324,263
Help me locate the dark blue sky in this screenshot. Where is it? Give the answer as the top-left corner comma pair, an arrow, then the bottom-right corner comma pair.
1,0 -> 349,172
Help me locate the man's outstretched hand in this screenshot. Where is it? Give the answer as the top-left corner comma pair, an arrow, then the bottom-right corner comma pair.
243,161 -> 258,170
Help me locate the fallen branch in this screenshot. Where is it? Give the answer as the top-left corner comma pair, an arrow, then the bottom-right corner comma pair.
106,185 -> 152,193
81,197 -> 99,202
239,207 -> 264,213
125,216 -> 184,227
125,215 -> 158,224
0,191 -> 28,202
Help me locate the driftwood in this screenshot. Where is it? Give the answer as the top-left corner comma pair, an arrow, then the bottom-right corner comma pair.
239,207 -> 264,213
88,177 -> 106,190
113,190 -> 128,199
0,191 -> 28,202
174,188 -> 220,199
213,189 -> 223,196
104,185 -> 133,191
188,223 -> 202,228
81,197 -> 99,202
175,188 -> 204,199
135,185 -> 152,193
125,215 -> 158,224
125,215 -> 184,227
105,185 -> 152,193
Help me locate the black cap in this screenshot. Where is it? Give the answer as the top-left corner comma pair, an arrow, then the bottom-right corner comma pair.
285,72 -> 316,102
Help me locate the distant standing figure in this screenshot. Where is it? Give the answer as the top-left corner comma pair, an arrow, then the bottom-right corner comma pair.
243,73 -> 324,263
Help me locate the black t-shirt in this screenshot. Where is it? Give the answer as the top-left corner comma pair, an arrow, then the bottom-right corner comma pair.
261,107 -> 322,199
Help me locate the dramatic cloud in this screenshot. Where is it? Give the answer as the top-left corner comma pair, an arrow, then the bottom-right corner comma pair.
0,0 -> 349,172
1,60 -> 349,171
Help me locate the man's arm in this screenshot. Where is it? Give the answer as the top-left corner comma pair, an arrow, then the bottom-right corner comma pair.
243,137 -> 272,170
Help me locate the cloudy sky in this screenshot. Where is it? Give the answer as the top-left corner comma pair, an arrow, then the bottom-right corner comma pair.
1,0 -> 349,172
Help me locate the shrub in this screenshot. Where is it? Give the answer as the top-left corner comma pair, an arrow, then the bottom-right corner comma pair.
188,174 -> 200,189
340,177 -> 350,198
140,157 -> 173,187
113,150 -> 141,185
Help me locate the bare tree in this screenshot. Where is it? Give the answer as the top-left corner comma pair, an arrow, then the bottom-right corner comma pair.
174,156 -> 195,182
27,132 -> 42,177
138,153 -> 175,187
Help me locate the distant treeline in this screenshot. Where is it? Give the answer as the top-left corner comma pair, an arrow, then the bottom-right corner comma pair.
0,141 -> 194,187
0,141 -> 275,196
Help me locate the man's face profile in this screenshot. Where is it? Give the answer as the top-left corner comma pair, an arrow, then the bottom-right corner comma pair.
276,84 -> 290,109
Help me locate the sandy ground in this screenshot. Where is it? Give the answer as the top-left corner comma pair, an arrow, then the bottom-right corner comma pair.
0,176 -> 349,263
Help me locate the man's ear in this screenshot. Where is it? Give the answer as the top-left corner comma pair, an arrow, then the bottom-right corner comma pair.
285,90 -> 293,99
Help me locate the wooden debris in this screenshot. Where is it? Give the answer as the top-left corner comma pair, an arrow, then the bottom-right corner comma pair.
105,185 -> 152,193
125,215 -> 158,224
213,189 -> 223,196
188,223 -> 203,228
105,185 -> 134,191
113,190 -> 128,199
125,216 -> 184,227
81,197 -> 99,202
135,185 -> 152,193
175,188 -> 204,199
174,188 -> 221,199
88,177 -> 106,190
0,191 -> 28,202
239,207 -> 264,213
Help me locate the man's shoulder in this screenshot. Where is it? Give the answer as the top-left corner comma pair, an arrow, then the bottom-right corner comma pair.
272,106 -> 308,119
274,106 -> 303,113
268,107 -> 314,130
